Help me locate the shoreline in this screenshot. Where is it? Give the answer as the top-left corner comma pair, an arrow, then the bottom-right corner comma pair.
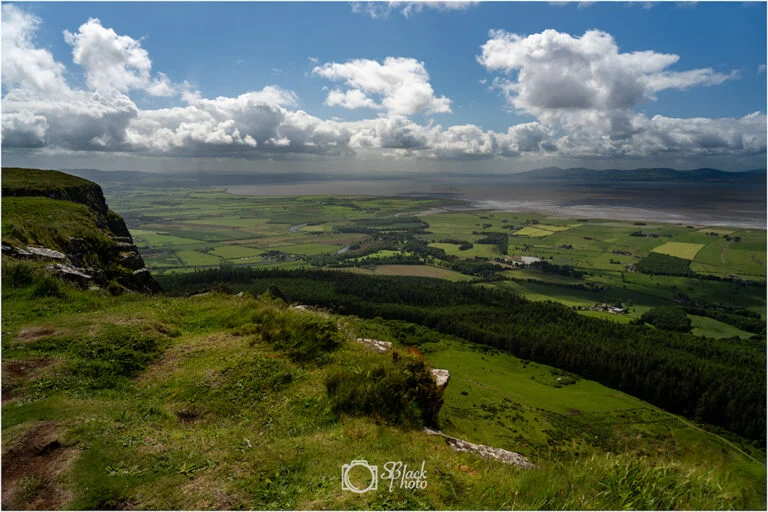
226,186 -> 766,230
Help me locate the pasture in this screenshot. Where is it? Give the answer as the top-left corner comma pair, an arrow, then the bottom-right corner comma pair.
102,185 -> 765,338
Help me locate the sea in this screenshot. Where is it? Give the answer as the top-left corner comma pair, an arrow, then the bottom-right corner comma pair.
227,177 -> 766,230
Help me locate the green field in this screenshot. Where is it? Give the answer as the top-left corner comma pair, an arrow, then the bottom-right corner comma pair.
689,314 -> 754,339
209,245 -> 264,259
652,242 -> 705,260
101,187 -> 765,341
2,283 -> 763,510
3,168 -> 766,510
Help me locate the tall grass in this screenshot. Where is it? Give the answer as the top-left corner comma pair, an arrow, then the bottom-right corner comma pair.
325,352 -> 444,428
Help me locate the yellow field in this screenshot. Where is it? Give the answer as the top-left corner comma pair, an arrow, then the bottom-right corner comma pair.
515,226 -> 554,237
651,242 -> 705,260
514,224 -> 578,237
697,228 -> 735,235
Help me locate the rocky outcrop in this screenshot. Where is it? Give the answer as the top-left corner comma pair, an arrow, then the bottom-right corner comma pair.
355,338 -> 393,353
2,168 -> 161,294
424,428 -> 534,468
45,263 -> 94,288
430,369 -> 451,389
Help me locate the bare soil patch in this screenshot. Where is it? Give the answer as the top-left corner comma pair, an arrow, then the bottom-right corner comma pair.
2,422 -> 78,510
2,358 -> 59,405
15,327 -> 56,343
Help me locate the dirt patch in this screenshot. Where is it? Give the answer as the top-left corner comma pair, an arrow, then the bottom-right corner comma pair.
2,422 -> 78,510
15,327 -> 56,343
2,358 -> 54,381
2,358 -> 59,405
175,407 -> 205,424
566,408 -> 583,416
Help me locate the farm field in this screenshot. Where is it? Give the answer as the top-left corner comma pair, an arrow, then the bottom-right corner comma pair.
652,242 -> 705,260
689,314 -> 754,339
341,264 -> 473,281
101,185 -> 765,339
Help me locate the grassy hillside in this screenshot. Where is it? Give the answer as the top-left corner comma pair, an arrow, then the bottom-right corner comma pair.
1,169 -> 158,294
2,274 -> 764,509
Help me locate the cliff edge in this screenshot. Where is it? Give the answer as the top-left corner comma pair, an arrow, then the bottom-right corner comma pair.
1,168 -> 161,294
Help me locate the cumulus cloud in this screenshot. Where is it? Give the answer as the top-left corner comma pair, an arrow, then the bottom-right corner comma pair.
312,57 -> 452,115
1,7 -> 764,167
475,28 -> 757,160
1,4 -> 68,95
325,89 -> 383,110
351,2 -> 477,19
479,29 -> 736,118
63,17 -> 175,95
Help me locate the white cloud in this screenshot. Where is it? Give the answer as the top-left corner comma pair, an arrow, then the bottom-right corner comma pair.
325,89 -> 383,110
1,5 -> 68,95
351,2 -> 477,19
312,57 -> 451,115
63,17 -> 175,95
477,28 -> 744,153
1,9 -> 764,166
479,29 -> 736,117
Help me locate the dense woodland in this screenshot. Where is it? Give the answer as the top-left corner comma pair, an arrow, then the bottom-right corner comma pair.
159,268 -> 767,444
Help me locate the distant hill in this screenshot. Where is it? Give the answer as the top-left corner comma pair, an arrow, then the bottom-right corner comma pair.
514,167 -> 766,184
64,168 -> 332,187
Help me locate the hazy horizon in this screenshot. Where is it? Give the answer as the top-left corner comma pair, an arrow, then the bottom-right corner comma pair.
2,2 -> 766,173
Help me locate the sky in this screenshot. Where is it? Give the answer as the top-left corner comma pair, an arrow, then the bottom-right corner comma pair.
1,1 -> 766,174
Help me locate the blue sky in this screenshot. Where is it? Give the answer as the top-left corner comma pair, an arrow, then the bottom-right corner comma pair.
2,1 -> 766,173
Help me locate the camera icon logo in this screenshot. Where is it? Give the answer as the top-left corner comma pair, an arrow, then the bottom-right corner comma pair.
341,460 -> 378,493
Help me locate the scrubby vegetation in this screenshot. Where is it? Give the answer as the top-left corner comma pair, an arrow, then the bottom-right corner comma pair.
326,352 -> 443,428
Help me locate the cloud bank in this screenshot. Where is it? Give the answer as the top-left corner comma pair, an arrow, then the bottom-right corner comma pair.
1,5 -> 764,169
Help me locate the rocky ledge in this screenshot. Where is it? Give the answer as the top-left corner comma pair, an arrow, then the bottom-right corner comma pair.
424,428 -> 534,468
2,240 -> 161,294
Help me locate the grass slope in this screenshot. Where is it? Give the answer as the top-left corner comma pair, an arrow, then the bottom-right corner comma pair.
2,273 -> 764,509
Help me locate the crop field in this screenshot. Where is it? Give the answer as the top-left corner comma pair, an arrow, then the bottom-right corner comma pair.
514,226 -> 554,237
209,245 -> 264,259
652,242 -> 705,260
101,185 -> 765,339
342,264 -> 472,281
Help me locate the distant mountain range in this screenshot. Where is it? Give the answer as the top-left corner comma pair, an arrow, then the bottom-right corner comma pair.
514,167 -> 766,184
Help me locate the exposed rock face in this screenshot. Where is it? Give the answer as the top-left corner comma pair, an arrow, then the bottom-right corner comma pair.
424,428 -> 534,468
430,369 -> 451,389
26,246 -> 69,261
355,338 -> 393,353
45,264 -> 93,288
125,268 -> 162,294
